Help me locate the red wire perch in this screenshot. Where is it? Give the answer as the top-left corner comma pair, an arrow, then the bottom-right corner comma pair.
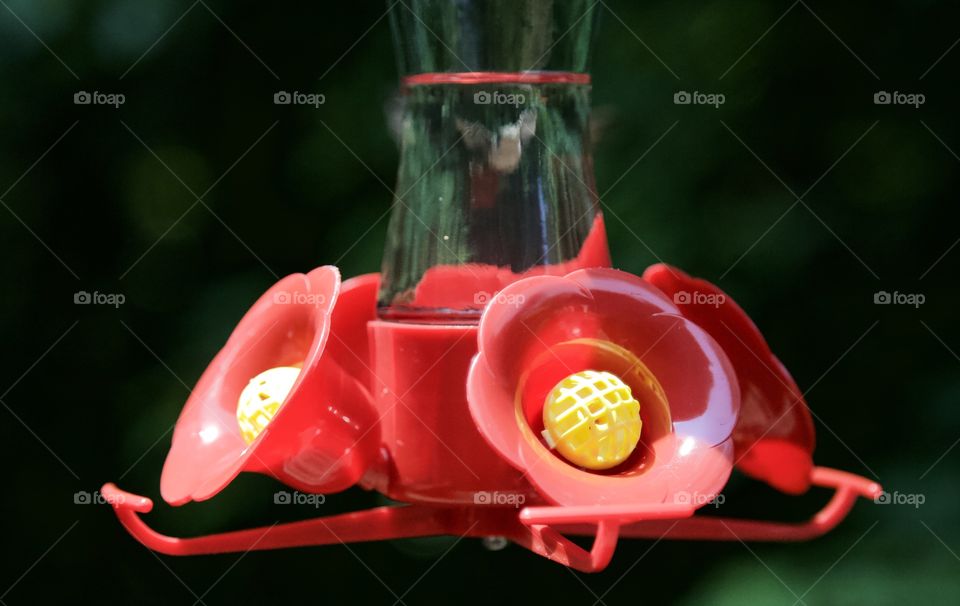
556,467 -> 882,543
100,482 -> 625,571
100,467 -> 880,573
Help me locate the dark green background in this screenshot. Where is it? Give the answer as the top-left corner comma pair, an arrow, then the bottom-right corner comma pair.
1,1 -> 957,604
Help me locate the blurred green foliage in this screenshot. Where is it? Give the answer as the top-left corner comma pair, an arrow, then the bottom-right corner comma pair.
1,1 -> 958,604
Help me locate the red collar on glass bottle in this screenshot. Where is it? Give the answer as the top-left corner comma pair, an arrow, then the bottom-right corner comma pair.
402,70 -> 591,87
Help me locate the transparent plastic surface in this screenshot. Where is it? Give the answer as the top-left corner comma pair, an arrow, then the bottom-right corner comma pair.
379,1 -> 609,322
389,0 -> 598,76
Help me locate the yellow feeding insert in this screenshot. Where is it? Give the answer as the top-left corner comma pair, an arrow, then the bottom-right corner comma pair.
541,369 -> 642,470
236,366 -> 301,445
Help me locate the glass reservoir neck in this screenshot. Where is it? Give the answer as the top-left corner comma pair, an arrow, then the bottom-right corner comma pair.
378,1 -> 609,323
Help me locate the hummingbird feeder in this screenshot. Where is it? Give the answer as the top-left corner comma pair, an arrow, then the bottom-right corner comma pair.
102,1 -> 880,573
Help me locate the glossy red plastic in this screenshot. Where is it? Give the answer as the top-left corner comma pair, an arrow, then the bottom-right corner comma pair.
396,213 -> 611,315
103,262 -> 879,573
402,71 -> 592,87
467,268 -> 739,507
160,267 -> 380,504
367,320 -> 535,504
643,264 -> 816,494
98,0 -> 881,566
101,466 -> 879,573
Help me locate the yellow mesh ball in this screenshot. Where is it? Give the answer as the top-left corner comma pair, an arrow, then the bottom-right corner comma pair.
541,370 -> 642,470
236,366 -> 301,445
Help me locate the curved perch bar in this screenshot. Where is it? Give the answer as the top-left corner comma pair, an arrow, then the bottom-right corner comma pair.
587,467 -> 882,542
101,467 -> 878,573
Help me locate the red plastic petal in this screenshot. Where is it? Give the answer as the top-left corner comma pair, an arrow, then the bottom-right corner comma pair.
160,267 -> 379,505
468,268 -> 739,507
478,274 -> 596,388
642,264 -> 816,494
326,273 -> 379,392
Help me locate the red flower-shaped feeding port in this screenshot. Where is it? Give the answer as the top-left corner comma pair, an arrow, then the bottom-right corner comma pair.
101,264 -> 881,572
160,267 -> 381,504
467,268 -> 740,513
